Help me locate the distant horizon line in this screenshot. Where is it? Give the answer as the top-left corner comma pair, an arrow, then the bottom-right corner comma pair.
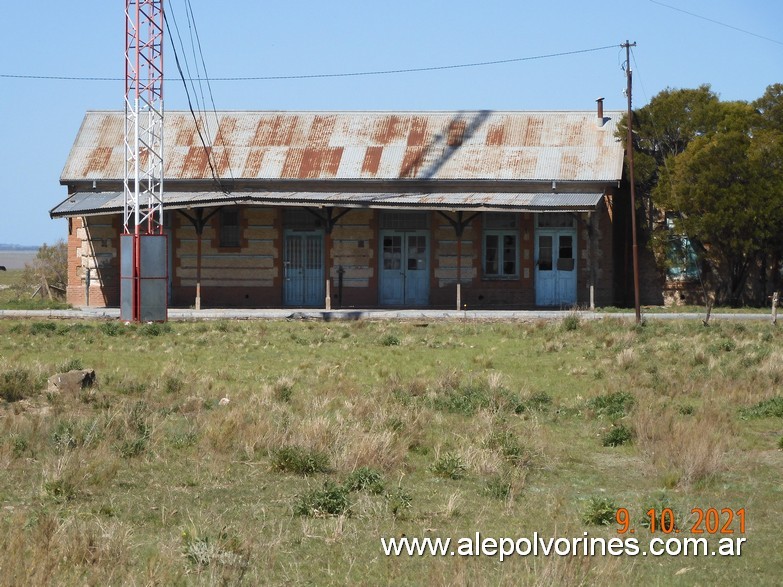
0,244 -> 41,251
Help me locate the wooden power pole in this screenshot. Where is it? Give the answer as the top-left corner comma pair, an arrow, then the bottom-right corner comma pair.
622,40 -> 641,324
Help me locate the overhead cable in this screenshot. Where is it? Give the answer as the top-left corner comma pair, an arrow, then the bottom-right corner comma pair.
648,0 -> 783,46
0,44 -> 618,82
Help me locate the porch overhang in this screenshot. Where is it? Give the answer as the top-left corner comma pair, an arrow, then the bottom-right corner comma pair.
50,191 -> 606,218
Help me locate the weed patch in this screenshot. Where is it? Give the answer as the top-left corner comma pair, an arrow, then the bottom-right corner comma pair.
740,396 -> 783,419
581,496 -> 617,526
430,375 -> 524,416
344,466 -> 385,494
639,492 -> 683,531
431,452 -> 467,480
58,358 -> 84,372
139,322 -> 171,337
386,486 -> 413,518
29,321 -> 57,335
561,312 -> 581,332
602,424 -> 633,447
100,321 -> 122,336
51,420 -> 78,452
181,528 -> 248,571
294,481 -> 351,517
0,368 -> 37,402
513,391 -> 553,414
484,473 -> 513,500
43,478 -> 78,502
380,334 -> 401,347
271,446 -> 330,475
587,391 -> 635,420
486,430 -> 534,467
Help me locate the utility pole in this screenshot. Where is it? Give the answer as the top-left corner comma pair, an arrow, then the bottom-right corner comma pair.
622,40 -> 641,324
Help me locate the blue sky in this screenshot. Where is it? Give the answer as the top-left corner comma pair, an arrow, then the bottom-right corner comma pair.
0,0 -> 780,246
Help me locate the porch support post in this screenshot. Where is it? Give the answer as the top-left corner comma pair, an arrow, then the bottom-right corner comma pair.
179,207 -> 222,310
437,211 -> 481,311
304,207 -> 351,309
456,232 -> 462,311
196,229 -> 202,310
588,211 -> 597,311
456,212 -> 463,311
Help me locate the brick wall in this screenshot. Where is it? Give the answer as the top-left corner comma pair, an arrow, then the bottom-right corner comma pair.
66,215 -> 120,307
329,209 -> 376,307
577,197 -> 616,308
171,207 -> 281,307
65,200 -> 623,310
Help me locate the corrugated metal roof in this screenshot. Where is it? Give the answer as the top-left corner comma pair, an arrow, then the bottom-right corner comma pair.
61,111 -> 624,183
51,191 -> 605,218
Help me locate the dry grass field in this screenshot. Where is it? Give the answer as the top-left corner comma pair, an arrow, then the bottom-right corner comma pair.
0,317 -> 781,585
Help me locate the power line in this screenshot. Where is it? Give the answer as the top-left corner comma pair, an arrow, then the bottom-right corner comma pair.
648,0 -> 783,46
163,9 -> 228,196
0,44 -> 618,82
166,0 -> 235,187
184,0 -> 234,182
204,44 -> 619,80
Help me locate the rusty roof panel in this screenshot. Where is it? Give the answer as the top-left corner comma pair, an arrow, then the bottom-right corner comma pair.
62,111 -> 625,183
359,146 -> 382,177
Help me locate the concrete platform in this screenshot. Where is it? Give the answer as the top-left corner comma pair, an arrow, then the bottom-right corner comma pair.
0,307 -> 776,322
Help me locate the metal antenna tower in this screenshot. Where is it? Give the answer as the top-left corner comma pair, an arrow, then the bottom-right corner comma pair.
122,0 -> 168,322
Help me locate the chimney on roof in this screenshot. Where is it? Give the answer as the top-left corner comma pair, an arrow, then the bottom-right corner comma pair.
596,97 -> 605,126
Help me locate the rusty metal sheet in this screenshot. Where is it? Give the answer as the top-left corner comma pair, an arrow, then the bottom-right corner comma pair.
62,111 -> 625,184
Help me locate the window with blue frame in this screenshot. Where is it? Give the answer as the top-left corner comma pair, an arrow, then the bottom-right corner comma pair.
665,217 -> 699,280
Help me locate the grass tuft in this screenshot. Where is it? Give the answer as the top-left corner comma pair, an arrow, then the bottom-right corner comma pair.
294,481 -> 351,517
29,321 -> 58,335
581,496 -> 617,526
561,312 -> 581,332
0,368 -> 37,402
344,466 -> 385,494
587,391 -> 635,420
380,334 -> 401,347
271,446 -> 331,475
386,486 -> 413,518
740,396 -> 783,419
431,451 -> 467,480
602,423 -> 634,447
99,321 -> 122,336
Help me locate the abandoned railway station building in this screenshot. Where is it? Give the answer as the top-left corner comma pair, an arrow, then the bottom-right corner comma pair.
52,103 -> 640,310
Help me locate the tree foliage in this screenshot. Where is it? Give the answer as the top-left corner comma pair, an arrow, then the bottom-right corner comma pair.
16,240 -> 69,300
629,84 -> 783,305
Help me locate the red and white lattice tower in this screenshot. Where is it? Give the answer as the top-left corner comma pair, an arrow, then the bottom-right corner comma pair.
122,0 -> 167,322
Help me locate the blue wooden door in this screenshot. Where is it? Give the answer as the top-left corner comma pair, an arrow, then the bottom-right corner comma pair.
380,231 -> 429,306
535,230 -> 576,306
284,231 -> 324,307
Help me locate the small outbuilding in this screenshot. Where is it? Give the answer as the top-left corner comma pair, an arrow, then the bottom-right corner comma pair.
52,104 -> 633,310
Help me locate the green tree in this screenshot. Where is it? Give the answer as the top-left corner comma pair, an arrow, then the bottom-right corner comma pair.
628,85 -> 783,305
16,240 -> 68,300
620,85 -> 723,230
752,83 -> 783,295
652,99 -> 782,304
754,83 -> 783,131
